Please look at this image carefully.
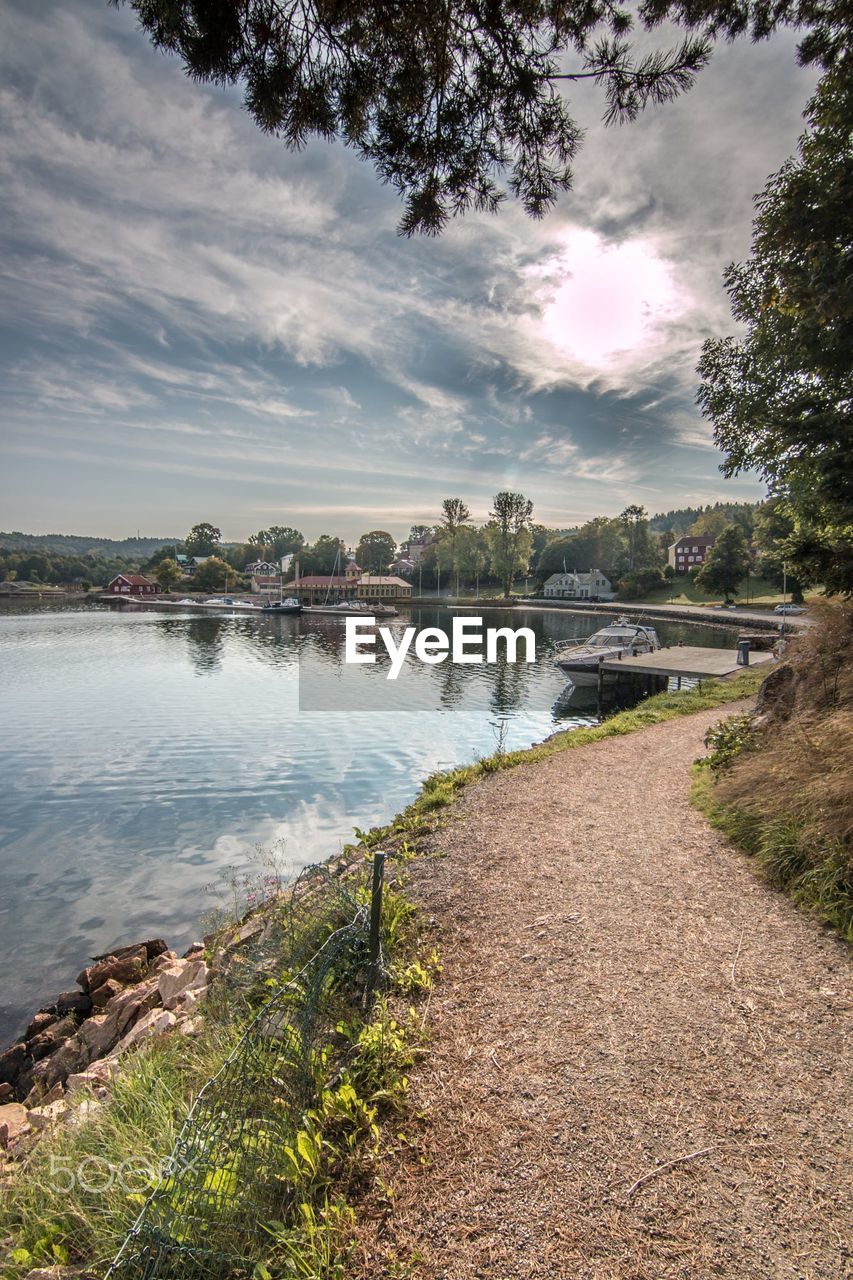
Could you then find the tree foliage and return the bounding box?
[247,525,305,559]
[695,524,751,601]
[698,69,853,593]
[299,533,347,574]
[192,554,236,590]
[155,557,183,589]
[355,529,397,573]
[487,490,533,596]
[184,522,222,557]
[114,0,723,234]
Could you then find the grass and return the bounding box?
[691,602,852,942]
[1,666,771,1277]
[348,667,768,854]
[0,869,434,1280]
[626,575,821,610]
[692,768,853,941]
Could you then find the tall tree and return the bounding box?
[192,555,234,592]
[695,525,751,602]
[299,535,347,575]
[753,499,809,602]
[698,70,853,594]
[155,558,182,590]
[487,491,533,597]
[185,523,221,557]
[356,530,397,574]
[453,525,488,591]
[440,498,471,593]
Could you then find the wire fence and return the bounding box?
[104,855,385,1280]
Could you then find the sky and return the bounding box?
[0,1,819,544]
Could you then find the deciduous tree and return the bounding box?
[185,523,221,557]
[698,70,853,594]
[356,530,397,574]
[440,498,471,593]
[487,491,533,597]
[155,558,183,590]
[695,525,751,602]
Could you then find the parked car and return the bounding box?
[774,603,805,615]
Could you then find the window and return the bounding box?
[688,555,695,563]
[692,545,699,553]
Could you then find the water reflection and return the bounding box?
[0,601,731,1042]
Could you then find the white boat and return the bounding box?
[554,618,660,685]
[202,596,259,611]
[303,600,398,618]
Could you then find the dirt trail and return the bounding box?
[372,702,852,1280]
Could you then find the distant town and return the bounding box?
[0,494,805,607]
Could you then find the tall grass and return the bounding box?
[693,601,853,942]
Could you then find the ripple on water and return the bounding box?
[0,603,731,1041]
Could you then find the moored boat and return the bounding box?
[553,618,660,685]
[260,597,303,615]
[303,600,398,617]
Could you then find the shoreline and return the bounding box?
[1,665,767,1067]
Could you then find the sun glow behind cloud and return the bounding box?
[533,229,688,371]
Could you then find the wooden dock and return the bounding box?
[600,645,775,681]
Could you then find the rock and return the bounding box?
[115,1008,177,1054]
[91,938,168,963]
[0,1102,29,1147]
[27,1015,78,1062]
[90,978,124,1008]
[178,1018,200,1037]
[173,989,202,1016]
[183,941,205,957]
[65,1098,103,1129]
[66,1068,111,1095]
[23,1080,65,1108]
[0,1082,13,1103]
[77,945,148,993]
[27,1098,70,1130]
[25,1011,57,1041]
[229,918,265,948]
[37,1036,90,1091]
[149,950,178,975]
[55,991,93,1017]
[0,1042,28,1085]
[158,958,209,1011]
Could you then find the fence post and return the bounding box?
[366,850,386,1004]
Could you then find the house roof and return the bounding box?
[111,574,155,586]
[359,575,412,587]
[284,575,351,587]
[669,536,716,549]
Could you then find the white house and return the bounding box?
[543,570,614,601]
[245,559,280,576]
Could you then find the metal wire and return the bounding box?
[104,863,375,1280]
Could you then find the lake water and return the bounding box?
[0,601,730,1042]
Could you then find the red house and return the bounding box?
[107,574,161,596]
[667,536,716,575]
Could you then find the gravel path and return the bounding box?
[370,702,852,1279]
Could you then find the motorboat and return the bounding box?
[303,600,398,617]
[553,618,660,685]
[260,597,303,615]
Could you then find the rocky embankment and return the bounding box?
[0,938,209,1157]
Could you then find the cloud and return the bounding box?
[0,0,818,539]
